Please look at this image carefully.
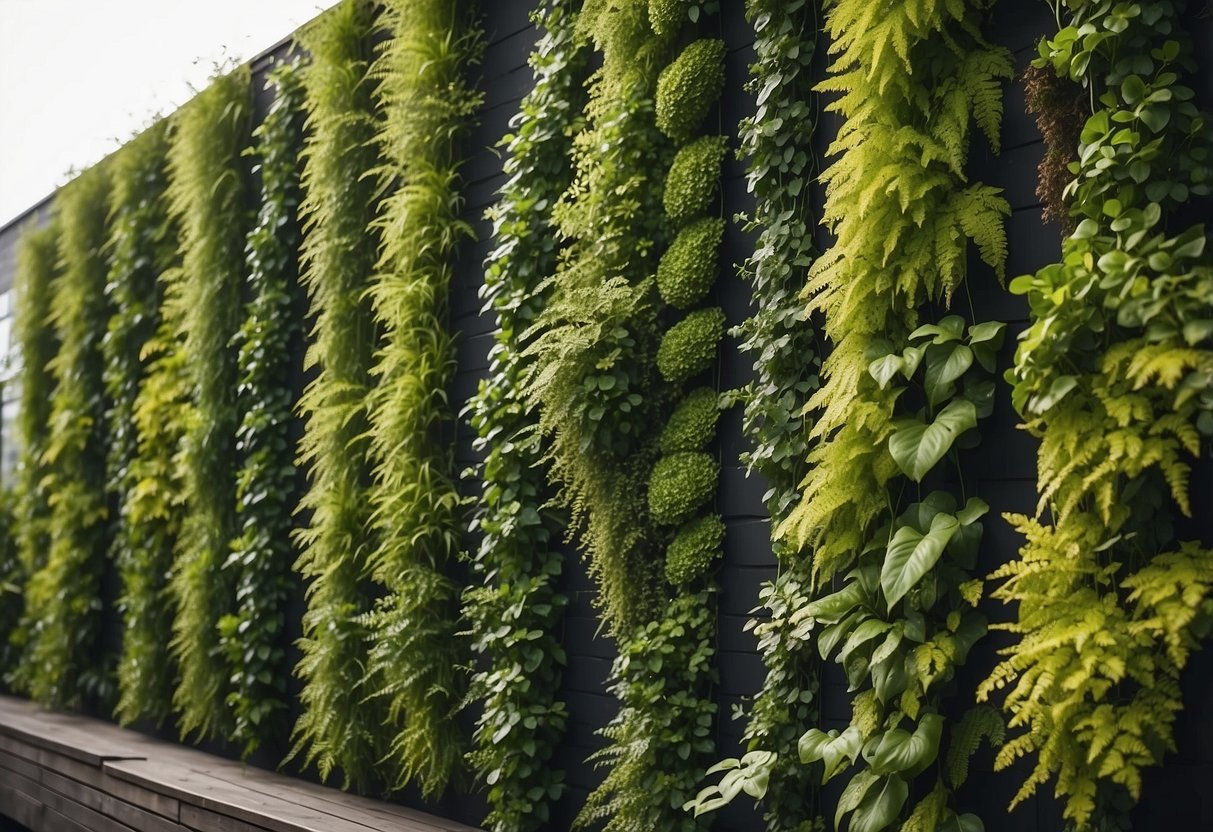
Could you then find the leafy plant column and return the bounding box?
[4,219,60,687]
[289,0,386,790]
[165,65,253,741]
[104,120,180,727]
[980,3,1213,828]
[21,163,114,710]
[219,57,307,759]
[462,1,585,828]
[361,0,482,797]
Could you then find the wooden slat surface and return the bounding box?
[0,695,481,832]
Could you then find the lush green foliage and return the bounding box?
[289,0,386,790]
[980,3,1213,828]
[219,58,307,757]
[103,121,180,727]
[6,219,60,687]
[361,0,481,797]
[656,306,724,384]
[462,1,584,828]
[648,452,718,526]
[659,386,720,453]
[165,65,253,740]
[655,39,726,144]
[664,514,725,586]
[21,164,114,709]
[664,136,727,225]
[657,218,724,309]
[0,491,19,679]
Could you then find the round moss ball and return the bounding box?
[656,39,727,143]
[657,217,724,309]
[660,387,721,454]
[665,514,726,585]
[648,0,689,36]
[657,307,725,384]
[664,135,728,225]
[649,451,718,525]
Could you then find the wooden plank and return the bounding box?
[180,803,271,832]
[40,767,184,832]
[0,742,42,781]
[0,763,139,832]
[0,696,147,765]
[0,781,43,829]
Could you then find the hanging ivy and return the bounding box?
[289,0,386,790]
[21,163,114,710]
[462,1,584,828]
[0,489,18,680]
[980,3,1213,828]
[360,0,482,797]
[5,218,60,688]
[165,65,253,741]
[103,120,179,727]
[219,57,307,759]
[687,1,824,828]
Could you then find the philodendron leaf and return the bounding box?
[889,399,977,481]
[795,580,866,625]
[847,773,910,832]
[910,315,965,344]
[799,725,863,783]
[863,713,944,777]
[924,344,974,406]
[881,513,960,607]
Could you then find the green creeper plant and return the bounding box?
[461,1,585,828]
[5,218,60,688]
[361,0,482,797]
[979,3,1213,828]
[103,120,180,727]
[21,163,114,710]
[165,65,253,741]
[218,57,307,758]
[289,0,386,790]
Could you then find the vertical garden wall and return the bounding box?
[0,1,1210,831]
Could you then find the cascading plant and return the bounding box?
[461,1,584,828]
[289,0,386,790]
[218,56,307,759]
[979,3,1213,829]
[165,64,253,741]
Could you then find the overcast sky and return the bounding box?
[0,0,338,227]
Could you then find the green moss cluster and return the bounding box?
[648,0,689,37]
[664,135,727,225]
[655,38,726,143]
[659,386,720,453]
[664,514,725,585]
[656,217,723,308]
[657,306,725,384]
[648,451,718,525]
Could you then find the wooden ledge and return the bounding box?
[0,695,480,832]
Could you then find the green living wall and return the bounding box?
[0,1,1209,832]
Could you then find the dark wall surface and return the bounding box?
[0,2,1210,830]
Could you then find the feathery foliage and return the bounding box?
[461,1,585,828]
[289,0,386,790]
[103,120,180,727]
[21,164,114,709]
[165,65,253,741]
[361,0,482,797]
[980,3,1213,827]
[220,57,307,758]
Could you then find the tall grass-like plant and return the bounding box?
[104,121,180,726]
[362,0,482,797]
[22,164,114,709]
[165,66,253,740]
[220,57,308,760]
[5,218,60,686]
[462,1,585,827]
[289,0,385,790]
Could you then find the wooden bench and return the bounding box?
[0,695,480,832]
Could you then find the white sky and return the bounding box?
[0,0,338,227]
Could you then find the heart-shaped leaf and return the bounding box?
[862,713,944,777]
[846,774,910,832]
[889,399,977,481]
[799,725,862,783]
[881,512,960,607]
[925,344,974,406]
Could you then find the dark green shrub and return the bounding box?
[648,451,718,525]
[657,307,725,384]
[664,514,725,585]
[656,38,726,143]
[648,0,689,36]
[659,386,720,453]
[664,136,727,224]
[656,217,723,308]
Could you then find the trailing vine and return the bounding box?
[0,489,18,680]
[21,163,115,710]
[103,120,179,727]
[461,1,584,828]
[361,0,482,797]
[758,2,1015,830]
[165,65,253,741]
[219,57,307,758]
[5,218,59,688]
[979,3,1213,828]
[289,0,386,790]
[687,2,824,829]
